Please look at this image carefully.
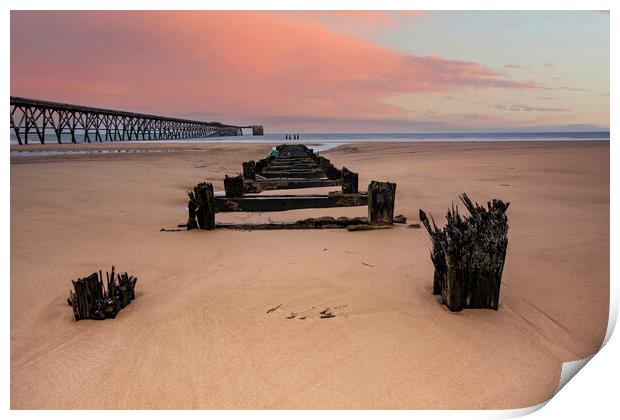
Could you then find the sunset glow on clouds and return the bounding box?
[10,11,609,132]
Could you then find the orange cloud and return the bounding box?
[10,11,538,129]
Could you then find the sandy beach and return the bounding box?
[10,140,609,409]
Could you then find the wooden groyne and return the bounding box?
[241,144,348,193]
[419,194,509,311]
[185,144,398,231]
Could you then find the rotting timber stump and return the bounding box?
[368,181,396,225]
[242,160,256,180]
[224,174,245,197]
[419,193,509,312]
[341,167,359,193]
[187,182,215,230]
[67,266,137,321]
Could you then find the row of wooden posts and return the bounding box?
[65,145,509,322]
[186,144,397,230]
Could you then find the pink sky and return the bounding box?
[10,11,609,132]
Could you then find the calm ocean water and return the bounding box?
[225,131,611,143]
[10,131,610,158]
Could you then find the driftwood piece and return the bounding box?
[419,193,509,312]
[368,181,396,225]
[341,167,359,193]
[67,266,137,321]
[187,182,215,230]
[224,174,244,197]
[242,160,256,180]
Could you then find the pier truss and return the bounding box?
[9,96,262,145]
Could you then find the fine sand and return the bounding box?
[10,141,609,409]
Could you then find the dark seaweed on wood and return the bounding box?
[187,182,215,230]
[419,193,509,312]
[67,266,137,321]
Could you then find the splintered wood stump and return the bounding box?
[242,160,256,180]
[341,167,359,193]
[224,174,245,197]
[187,182,215,230]
[368,181,396,225]
[67,266,138,321]
[419,193,509,312]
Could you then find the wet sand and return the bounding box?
[10,141,609,409]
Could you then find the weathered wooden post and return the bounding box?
[341,167,359,193]
[368,181,396,224]
[419,194,509,312]
[242,160,256,180]
[316,156,330,170]
[325,165,342,180]
[187,182,215,230]
[224,175,244,198]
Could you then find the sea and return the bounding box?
[10,131,610,158]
